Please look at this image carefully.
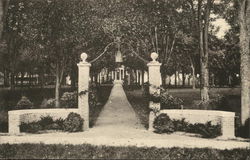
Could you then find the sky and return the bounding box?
[212,17,231,39]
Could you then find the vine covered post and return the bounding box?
[147,52,162,131]
[77,53,91,130]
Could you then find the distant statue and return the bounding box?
[115,37,123,63]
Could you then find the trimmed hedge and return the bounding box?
[153,113,222,138]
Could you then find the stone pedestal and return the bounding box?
[220,113,235,139]
[147,52,162,94]
[8,113,20,135]
[147,52,161,131]
[77,53,91,130]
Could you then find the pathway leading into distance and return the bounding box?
[93,82,143,132]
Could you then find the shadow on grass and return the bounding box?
[0,143,249,159]
[125,89,150,129]
[89,86,112,128]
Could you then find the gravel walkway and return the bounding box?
[0,83,249,150]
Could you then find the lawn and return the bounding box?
[0,143,249,159]
[0,85,112,132]
[125,89,150,129]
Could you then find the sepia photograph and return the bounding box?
[0,0,249,159]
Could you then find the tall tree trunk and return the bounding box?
[161,72,167,87]
[198,0,212,102]
[21,72,24,88]
[55,64,61,108]
[239,0,250,125]
[174,71,177,87]
[141,70,144,91]
[191,62,196,89]
[182,72,186,86]
[10,71,15,90]
[0,0,9,39]
[3,68,8,87]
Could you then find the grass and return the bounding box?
[125,89,150,129]
[168,88,241,111]
[126,87,241,112]
[0,143,249,159]
[89,86,112,127]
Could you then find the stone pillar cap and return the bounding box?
[81,52,88,62]
[151,52,158,61]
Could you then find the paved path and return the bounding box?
[0,83,249,150]
[94,82,143,130]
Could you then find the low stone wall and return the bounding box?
[8,109,79,135]
[149,109,235,139]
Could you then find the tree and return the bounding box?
[197,0,214,102]
[238,0,250,125]
[0,0,8,39]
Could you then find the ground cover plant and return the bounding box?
[0,143,249,159]
[20,113,84,133]
[153,113,222,138]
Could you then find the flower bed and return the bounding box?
[149,109,235,139]
[8,109,79,135]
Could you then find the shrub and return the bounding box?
[39,116,54,129]
[40,99,49,108]
[153,113,222,138]
[16,96,33,109]
[20,116,65,133]
[60,92,77,108]
[149,92,161,103]
[161,91,183,109]
[20,122,42,133]
[194,94,227,110]
[54,118,65,129]
[236,118,250,138]
[187,122,221,138]
[147,85,183,109]
[172,118,189,132]
[153,113,175,134]
[63,112,84,132]
[46,98,56,108]
[89,85,98,108]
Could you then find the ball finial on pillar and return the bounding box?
[80,52,88,62]
[151,52,158,62]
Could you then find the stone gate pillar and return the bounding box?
[77,53,91,130]
[147,52,162,131]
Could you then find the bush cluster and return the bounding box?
[148,85,183,109]
[88,84,98,108]
[160,91,184,109]
[20,112,84,133]
[153,114,175,133]
[153,113,222,138]
[60,92,78,108]
[63,112,83,132]
[235,116,250,138]
[39,85,98,109]
[149,92,161,103]
[16,96,33,109]
[194,94,228,110]
[40,98,56,108]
